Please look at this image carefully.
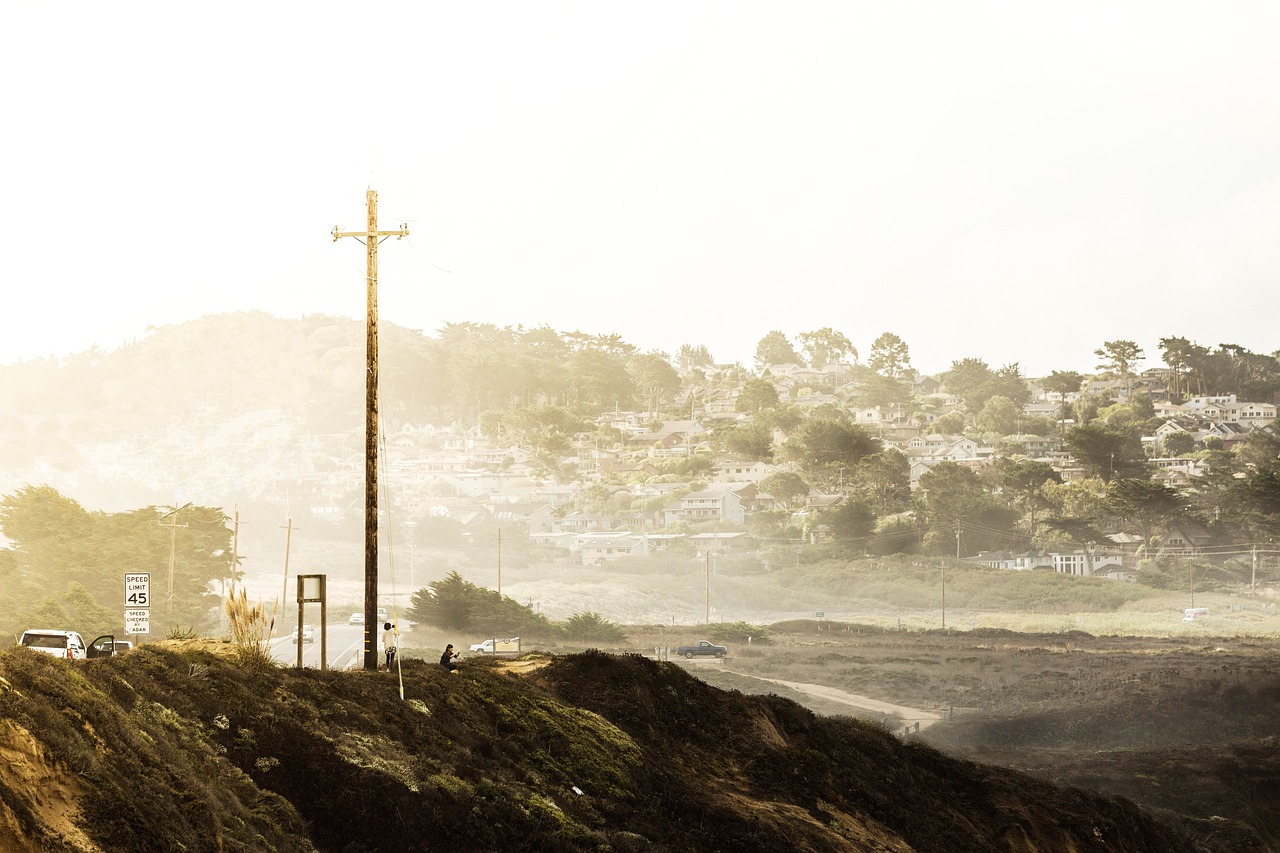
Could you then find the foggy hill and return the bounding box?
[0,643,1195,852]
[0,312,378,511]
[0,311,657,512]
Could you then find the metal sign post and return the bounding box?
[297,574,327,670]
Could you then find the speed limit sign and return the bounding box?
[125,573,150,607]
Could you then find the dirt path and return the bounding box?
[723,669,943,730]
[495,656,553,675]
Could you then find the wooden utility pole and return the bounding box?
[158,502,192,624]
[231,509,240,586]
[279,516,298,619]
[222,508,240,635]
[333,190,408,671]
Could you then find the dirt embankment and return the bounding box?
[0,718,99,853]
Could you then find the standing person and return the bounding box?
[382,622,397,670]
[440,643,459,672]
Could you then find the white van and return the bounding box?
[20,629,87,660]
[1183,607,1209,622]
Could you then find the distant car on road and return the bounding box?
[20,629,87,660]
[292,624,315,644]
[348,612,364,625]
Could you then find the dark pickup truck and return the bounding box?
[677,640,727,659]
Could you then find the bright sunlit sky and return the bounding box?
[3,3,1278,378]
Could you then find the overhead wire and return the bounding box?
[378,389,405,700]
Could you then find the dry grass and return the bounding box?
[223,587,275,670]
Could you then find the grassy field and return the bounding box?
[495,553,1280,639]
[239,541,1279,638]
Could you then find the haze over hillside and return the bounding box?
[2,311,1278,628]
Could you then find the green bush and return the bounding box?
[707,621,768,643]
[406,571,553,636]
[561,612,626,642]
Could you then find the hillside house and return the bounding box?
[577,533,646,564]
[973,549,1125,576]
[662,488,746,526]
[630,420,704,454]
[468,445,530,468]
[1201,421,1251,449]
[1021,401,1061,420]
[713,455,771,484]
[1184,394,1238,410]
[556,511,597,534]
[803,493,844,511]
[1232,402,1277,429]
[1006,434,1063,456]
[488,501,555,535]
[905,435,993,485]
[1162,522,1212,554]
[688,532,756,554]
[1149,419,1196,452]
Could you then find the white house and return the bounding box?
[973,549,1124,576]
[713,455,771,484]
[577,533,646,563]
[662,488,747,526]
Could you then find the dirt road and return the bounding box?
[724,668,943,730]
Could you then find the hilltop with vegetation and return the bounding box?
[0,639,1206,852]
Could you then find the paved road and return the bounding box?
[269,622,370,670]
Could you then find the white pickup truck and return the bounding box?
[469,637,521,657]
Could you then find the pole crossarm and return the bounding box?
[331,225,409,241]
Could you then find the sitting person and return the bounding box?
[440,643,460,672]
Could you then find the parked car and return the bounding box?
[87,635,133,658]
[677,640,727,659]
[19,629,87,660]
[292,624,315,644]
[468,637,521,656]
[348,612,364,625]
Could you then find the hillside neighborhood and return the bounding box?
[2,321,1278,599]
[266,354,1278,583]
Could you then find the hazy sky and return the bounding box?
[3,3,1278,378]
